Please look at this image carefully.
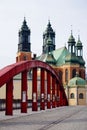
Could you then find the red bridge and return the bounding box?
[0,60,68,115]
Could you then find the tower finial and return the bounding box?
[48,16,50,23]
[71,25,73,35]
[48,19,50,23]
[48,19,51,27]
[24,16,26,21]
[78,29,80,40]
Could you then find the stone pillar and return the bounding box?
[56,83,60,107]
[59,86,63,106]
[76,86,78,105]
[6,78,13,115]
[21,70,27,113]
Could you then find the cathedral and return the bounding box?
[16,18,85,84]
[16,18,87,105]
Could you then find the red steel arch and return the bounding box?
[0,60,68,115]
[0,60,60,87]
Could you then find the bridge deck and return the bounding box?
[0,106,87,130]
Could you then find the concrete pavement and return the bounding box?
[0,106,87,130]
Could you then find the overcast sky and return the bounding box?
[0,0,87,70]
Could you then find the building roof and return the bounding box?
[68,74,86,86]
[45,52,56,65]
[76,35,82,47]
[52,46,69,66]
[68,30,76,45]
[37,46,69,66]
[37,46,85,67]
[43,20,55,35]
[20,17,30,32]
[37,52,56,65]
[65,53,79,64]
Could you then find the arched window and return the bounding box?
[58,71,63,81]
[73,45,75,53]
[72,69,76,78]
[79,93,84,99]
[83,71,85,79]
[70,93,75,99]
[23,55,27,60]
[65,69,68,82]
[79,71,81,77]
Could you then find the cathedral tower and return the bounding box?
[16,18,32,62]
[42,21,55,53]
[76,35,85,66]
[68,30,76,54]
[76,35,83,57]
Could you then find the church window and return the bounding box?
[58,71,63,81]
[48,47,51,52]
[78,50,80,56]
[72,45,75,53]
[72,69,76,78]
[79,93,84,99]
[65,69,68,83]
[70,93,75,99]
[23,56,27,60]
[79,71,81,77]
[68,46,71,53]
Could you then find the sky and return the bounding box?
[0,0,87,71]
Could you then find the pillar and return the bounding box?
[32,68,37,111]
[47,71,51,109]
[55,81,57,107]
[21,70,27,113]
[6,78,13,115]
[76,86,78,105]
[59,87,63,106]
[52,76,56,108]
[40,68,45,110]
[56,83,60,107]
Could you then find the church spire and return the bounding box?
[18,17,31,52]
[68,29,76,54]
[16,18,32,62]
[76,35,83,57]
[42,20,55,53]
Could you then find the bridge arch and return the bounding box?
[0,60,68,115]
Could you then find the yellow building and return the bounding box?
[65,73,87,105]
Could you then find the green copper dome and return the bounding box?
[76,35,82,49]
[78,57,85,66]
[68,31,76,44]
[77,39,82,46]
[65,53,79,64]
[46,52,56,65]
[68,73,86,86]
